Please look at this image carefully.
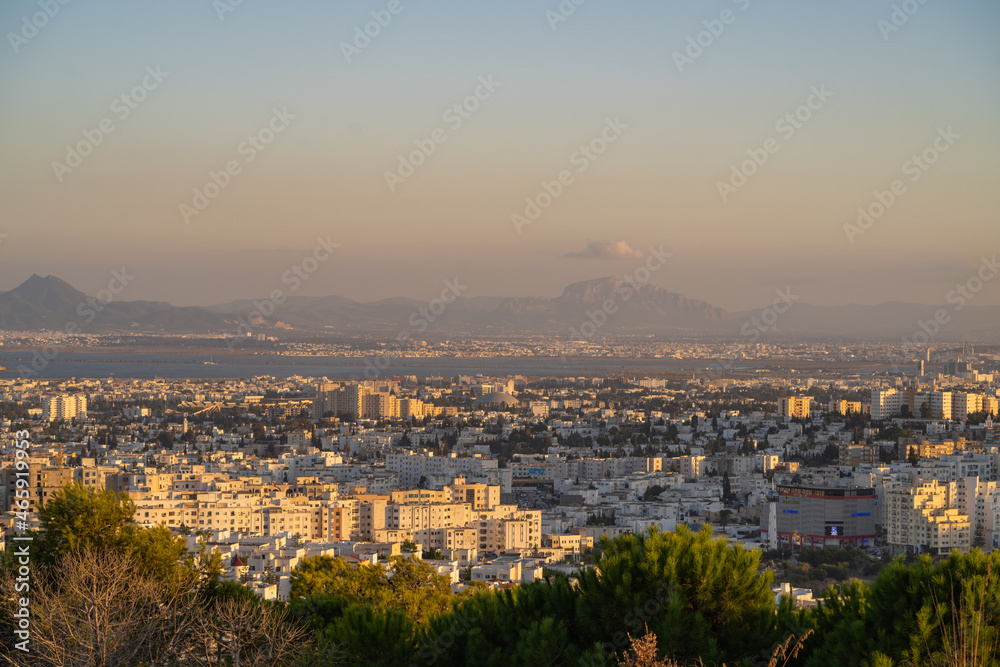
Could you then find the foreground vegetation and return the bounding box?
[764,546,885,597]
[2,484,998,666]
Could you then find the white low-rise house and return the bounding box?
[773,582,816,608]
[470,557,542,585]
[423,558,462,588]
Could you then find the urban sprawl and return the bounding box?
[3,348,1000,609]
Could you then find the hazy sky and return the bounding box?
[1,0,998,311]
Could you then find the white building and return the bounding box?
[42,394,87,422]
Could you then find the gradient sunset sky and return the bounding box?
[1,0,998,311]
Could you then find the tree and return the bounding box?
[643,485,666,501]
[290,555,453,625]
[2,548,201,667]
[316,604,415,667]
[188,595,310,666]
[252,422,266,441]
[574,525,783,665]
[806,550,1000,667]
[973,523,987,549]
[417,573,583,666]
[32,483,187,581]
[920,401,932,419]
[722,470,733,501]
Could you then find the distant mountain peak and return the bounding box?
[0,274,232,334]
[10,273,86,303]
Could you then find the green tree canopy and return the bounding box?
[31,482,187,582]
[290,555,454,624]
[805,549,1000,667]
[574,524,785,664]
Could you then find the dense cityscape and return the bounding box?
[3,346,999,604]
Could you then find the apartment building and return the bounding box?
[1,461,74,513]
[872,389,956,420]
[385,452,502,488]
[678,455,706,479]
[839,443,879,467]
[886,479,971,555]
[828,400,862,415]
[359,487,540,553]
[130,484,358,541]
[953,393,983,418]
[314,381,437,420]
[902,438,965,461]
[951,477,1000,551]
[871,389,906,421]
[911,391,952,421]
[779,397,812,419]
[41,394,87,422]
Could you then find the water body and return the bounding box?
[0,351,712,379]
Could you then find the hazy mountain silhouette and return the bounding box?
[0,275,233,332]
[1,275,998,339]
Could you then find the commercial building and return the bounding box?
[775,485,877,549]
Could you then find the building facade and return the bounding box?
[775,485,877,549]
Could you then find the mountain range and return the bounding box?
[1,274,997,340]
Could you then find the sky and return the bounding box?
[1,0,999,312]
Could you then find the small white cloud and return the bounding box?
[564,240,644,260]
